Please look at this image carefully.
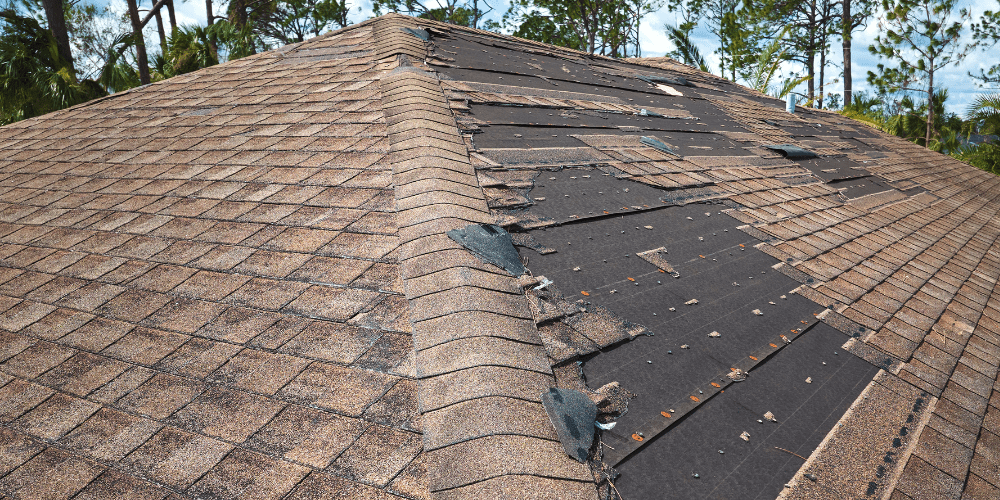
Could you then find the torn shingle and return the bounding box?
[446,223,527,276]
[540,388,597,462]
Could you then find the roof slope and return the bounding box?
[0,13,999,500]
[0,18,427,500]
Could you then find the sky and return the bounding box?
[119,0,998,116]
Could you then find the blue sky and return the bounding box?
[119,0,998,115]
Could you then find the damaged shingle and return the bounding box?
[637,75,692,87]
[763,144,819,160]
[447,223,527,276]
[640,136,679,156]
[402,27,430,40]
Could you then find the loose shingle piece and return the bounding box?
[0,12,998,500]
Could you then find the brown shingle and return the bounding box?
[0,427,44,476]
[278,320,382,364]
[153,337,242,378]
[116,372,205,419]
[121,426,232,490]
[72,468,171,500]
[328,423,422,487]
[168,385,285,441]
[60,407,162,461]
[247,404,367,468]
[285,471,403,499]
[0,447,104,500]
[187,448,309,500]
[277,362,396,416]
[101,327,189,365]
[208,348,310,394]
[0,341,75,379]
[283,284,381,321]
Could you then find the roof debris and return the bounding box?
[541,388,597,462]
[655,83,684,96]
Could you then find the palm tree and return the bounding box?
[153,25,219,79]
[745,27,810,98]
[97,33,141,94]
[0,10,104,124]
[967,93,1000,135]
[954,93,1000,173]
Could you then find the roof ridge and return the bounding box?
[372,16,594,498]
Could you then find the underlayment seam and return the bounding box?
[375,16,593,498]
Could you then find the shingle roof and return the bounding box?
[0,12,998,500]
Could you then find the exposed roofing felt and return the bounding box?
[0,13,998,500]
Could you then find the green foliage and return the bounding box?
[96,31,139,93]
[664,23,707,71]
[153,25,219,79]
[867,0,971,144]
[970,1,1000,87]
[373,0,491,28]
[744,26,810,98]
[825,93,842,109]
[670,0,741,79]
[868,0,970,94]
[0,9,104,124]
[504,9,585,50]
[839,88,1000,174]
[953,142,1000,174]
[496,0,662,57]
[252,0,351,44]
[967,93,1000,135]
[892,90,956,147]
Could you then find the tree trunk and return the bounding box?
[155,10,168,54]
[819,46,826,109]
[234,0,248,27]
[205,0,219,60]
[40,0,74,72]
[806,49,815,106]
[926,67,934,147]
[126,0,151,85]
[842,0,851,107]
[166,0,177,30]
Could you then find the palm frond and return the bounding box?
[97,32,140,93]
[967,93,1000,135]
[665,25,708,73]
